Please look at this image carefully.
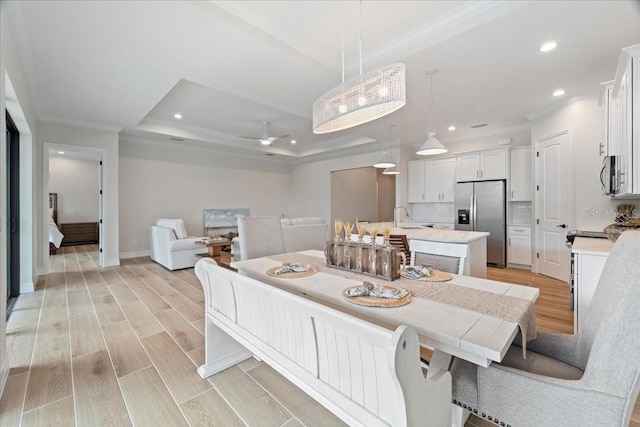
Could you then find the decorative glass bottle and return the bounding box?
[368,229,378,275]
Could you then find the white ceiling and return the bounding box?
[7,1,640,161]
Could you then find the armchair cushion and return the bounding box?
[156,218,188,239]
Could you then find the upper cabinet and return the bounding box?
[407,160,426,202]
[602,44,640,198]
[407,158,456,202]
[456,148,508,182]
[599,80,614,158]
[510,147,532,201]
[426,158,456,202]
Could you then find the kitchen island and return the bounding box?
[362,222,489,278]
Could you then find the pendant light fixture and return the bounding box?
[312,2,406,134]
[382,164,400,175]
[373,124,396,168]
[417,69,447,156]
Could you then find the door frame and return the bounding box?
[6,111,19,315]
[43,143,107,269]
[533,129,573,280]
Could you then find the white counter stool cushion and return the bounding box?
[450,230,640,427]
[413,252,461,274]
[237,216,286,260]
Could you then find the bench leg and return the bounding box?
[197,317,253,379]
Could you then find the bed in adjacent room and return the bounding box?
[49,193,64,254]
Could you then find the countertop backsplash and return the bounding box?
[410,203,454,223]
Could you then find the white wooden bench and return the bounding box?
[194,258,452,427]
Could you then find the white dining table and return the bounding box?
[231,250,539,425]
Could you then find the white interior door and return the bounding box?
[536,131,570,282]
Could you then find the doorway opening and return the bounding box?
[44,144,106,269]
[6,111,20,318]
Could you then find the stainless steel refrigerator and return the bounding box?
[454,180,506,267]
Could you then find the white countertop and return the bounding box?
[363,222,489,244]
[572,237,614,256]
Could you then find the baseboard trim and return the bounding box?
[104,258,121,267]
[119,250,150,260]
[0,352,10,400]
[20,281,35,293]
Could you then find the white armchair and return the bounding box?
[450,231,640,427]
[150,218,207,270]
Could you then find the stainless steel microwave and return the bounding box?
[601,155,617,195]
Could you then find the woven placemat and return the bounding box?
[401,269,452,282]
[266,265,317,278]
[343,285,412,308]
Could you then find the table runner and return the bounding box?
[268,253,536,358]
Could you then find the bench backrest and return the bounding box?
[196,259,419,426]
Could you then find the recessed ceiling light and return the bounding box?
[58,151,65,154]
[291,140,297,144]
[553,89,565,97]
[448,126,456,131]
[540,42,557,52]
[174,113,182,119]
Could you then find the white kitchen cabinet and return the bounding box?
[572,237,614,334]
[408,158,456,202]
[407,160,426,202]
[603,44,640,198]
[598,80,614,157]
[424,158,456,202]
[510,147,532,201]
[507,225,531,266]
[456,148,507,182]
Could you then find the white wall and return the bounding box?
[330,167,379,226]
[289,147,400,224]
[1,0,38,398]
[49,157,99,223]
[119,139,292,256]
[37,121,119,267]
[531,96,633,231]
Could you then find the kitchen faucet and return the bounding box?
[393,206,409,229]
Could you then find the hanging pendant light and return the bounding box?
[417,70,447,156]
[312,2,406,134]
[382,165,400,175]
[373,124,396,168]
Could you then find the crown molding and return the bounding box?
[525,96,585,121]
[39,115,123,133]
[351,1,531,72]
[439,123,531,144]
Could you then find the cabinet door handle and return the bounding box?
[511,190,514,199]
[599,142,604,156]
[508,237,511,246]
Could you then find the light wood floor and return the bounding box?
[1,248,638,426]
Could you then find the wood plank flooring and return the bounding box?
[1,247,638,426]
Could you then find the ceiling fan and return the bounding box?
[239,121,289,146]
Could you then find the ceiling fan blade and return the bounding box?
[269,134,289,142]
[238,135,262,140]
